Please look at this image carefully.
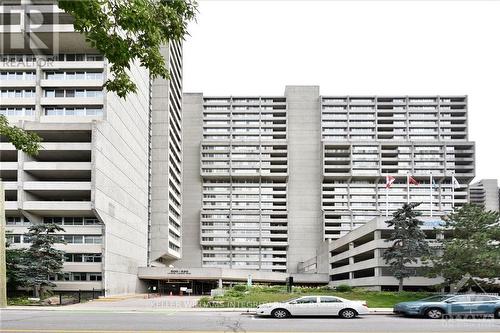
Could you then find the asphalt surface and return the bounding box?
[1,310,499,333]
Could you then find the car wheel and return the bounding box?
[425,308,444,319]
[271,308,290,319]
[339,308,358,319]
[494,308,500,319]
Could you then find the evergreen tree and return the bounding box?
[383,202,431,291]
[426,204,500,285]
[17,223,66,297]
[5,232,24,293]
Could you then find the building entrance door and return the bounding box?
[158,280,191,295]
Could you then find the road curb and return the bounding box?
[2,306,395,315]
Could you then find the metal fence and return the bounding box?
[57,289,105,305]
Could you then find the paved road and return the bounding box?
[0,310,499,332]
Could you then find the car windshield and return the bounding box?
[419,295,452,302]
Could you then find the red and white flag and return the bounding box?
[408,175,419,186]
[385,175,396,188]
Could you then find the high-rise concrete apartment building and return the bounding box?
[1,2,183,294]
[320,95,474,239]
[1,2,477,293]
[469,179,500,212]
[180,86,475,276]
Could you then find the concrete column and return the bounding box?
[285,86,322,272]
[348,242,355,280]
[176,93,204,267]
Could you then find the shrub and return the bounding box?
[335,284,353,292]
[233,284,247,292]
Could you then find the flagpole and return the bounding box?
[386,175,389,217]
[430,174,433,217]
[407,174,410,204]
[451,174,455,211]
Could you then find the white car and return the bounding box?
[256,295,369,319]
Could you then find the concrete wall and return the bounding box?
[482,179,500,212]
[150,45,174,262]
[93,62,150,295]
[138,267,329,284]
[470,179,499,212]
[285,86,323,272]
[176,93,204,267]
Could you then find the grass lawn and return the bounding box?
[198,285,434,308]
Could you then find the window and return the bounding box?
[72,272,87,281]
[448,296,470,303]
[89,273,102,281]
[295,297,317,304]
[0,107,35,116]
[44,106,103,116]
[6,217,30,226]
[87,55,103,61]
[65,253,102,263]
[85,236,102,244]
[84,218,100,225]
[85,254,102,263]
[72,235,83,244]
[470,296,496,302]
[44,217,63,225]
[7,235,22,244]
[320,297,342,303]
[44,71,102,80]
[0,71,35,80]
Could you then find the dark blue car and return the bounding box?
[393,294,500,319]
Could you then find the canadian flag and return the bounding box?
[385,175,396,188]
[408,175,419,186]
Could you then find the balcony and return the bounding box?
[23,161,91,180]
[22,201,92,214]
[0,79,36,88]
[0,97,36,106]
[23,181,91,200]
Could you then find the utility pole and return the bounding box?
[0,180,7,308]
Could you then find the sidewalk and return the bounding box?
[2,305,393,314]
[2,294,393,314]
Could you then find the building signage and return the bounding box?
[168,269,191,275]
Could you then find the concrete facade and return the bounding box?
[1,2,182,295]
[326,217,446,290]
[321,95,475,240]
[175,87,476,283]
[176,93,204,267]
[469,179,499,212]
[149,42,183,264]
[1,2,478,293]
[285,86,323,272]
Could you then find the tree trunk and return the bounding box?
[398,278,404,292]
[33,285,39,298]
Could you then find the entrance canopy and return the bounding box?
[138,267,329,284]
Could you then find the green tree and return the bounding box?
[57,0,198,98]
[1,117,41,306]
[0,115,42,157]
[17,223,66,298]
[383,202,431,291]
[426,204,500,285]
[5,232,24,293]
